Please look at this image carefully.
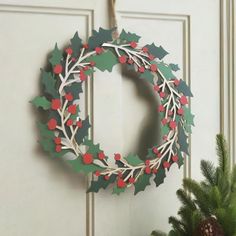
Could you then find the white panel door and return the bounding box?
[0,1,108,236]
[93,0,220,235]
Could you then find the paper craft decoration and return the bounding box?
[32,28,194,195]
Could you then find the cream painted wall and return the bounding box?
[0,0,235,236]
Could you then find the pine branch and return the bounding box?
[168,216,186,236]
[216,134,229,176]
[150,231,167,236]
[200,160,216,186]
[176,189,196,211]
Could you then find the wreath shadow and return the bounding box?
[121,65,161,160]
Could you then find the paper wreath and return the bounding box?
[32,28,194,195]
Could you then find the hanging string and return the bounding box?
[109,0,119,39]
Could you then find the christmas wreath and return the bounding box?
[32,28,194,195]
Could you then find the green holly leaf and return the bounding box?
[183,107,194,126]
[37,122,54,139]
[87,174,117,193]
[178,123,189,155]
[177,149,184,168]
[146,148,156,159]
[68,157,105,174]
[70,32,82,57]
[113,185,126,195]
[177,79,193,97]
[83,138,103,157]
[146,43,168,60]
[134,173,152,195]
[31,96,51,110]
[88,27,115,50]
[125,154,143,166]
[64,77,83,100]
[84,68,95,76]
[169,63,180,71]
[119,29,141,42]
[157,62,175,80]
[41,69,58,98]
[161,125,170,136]
[153,167,166,187]
[91,50,117,72]
[49,43,63,66]
[184,123,192,134]
[139,70,154,84]
[75,116,91,145]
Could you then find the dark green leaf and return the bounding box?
[125,154,143,166]
[88,27,115,50]
[139,70,154,84]
[31,96,51,110]
[41,69,58,98]
[183,107,195,126]
[169,64,180,72]
[75,116,91,145]
[113,185,126,195]
[158,62,175,80]
[153,167,166,187]
[64,77,83,100]
[119,29,141,42]
[83,138,103,156]
[49,43,63,66]
[70,32,82,57]
[134,173,152,195]
[178,124,189,155]
[146,43,168,60]
[177,80,193,97]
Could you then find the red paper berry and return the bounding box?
[95,47,103,54]
[163,135,168,141]
[104,175,110,181]
[157,152,162,158]
[66,119,73,126]
[163,161,170,168]
[152,168,158,174]
[152,147,158,154]
[71,57,76,62]
[150,64,157,72]
[95,171,100,176]
[119,55,127,64]
[145,159,150,166]
[55,145,62,152]
[128,59,133,64]
[129,177,135,184]
[84,66,89,71]
[53,64,63,74]
[180,96,188,105]
[51,99,61,110]
[76,120,82,128]
[83,153,93,165]
[130,41,137,48]
[145,166,151,174]
[80,71,87,81]
[174,79,180,86]
[138,66,145,73]
[142,47,148,53]
[159,91,165,98]
[68,104,77,114]
[169,120,177,129]
[154,85,160,92]
[117,179,126,188]
[98,152,105,160]
[65,93,73,101]
[161,118,168,125]
[54,137,61,145]
[148,54,155,60]
[168,110,173,116]
[114,153,121,161]
[65,47,73,55]
[90,61,95,66]
[177,108,184,115]
[47,118,57,130]
[172,155,178,162]
[158,105,165,112]
[83,43,89,49]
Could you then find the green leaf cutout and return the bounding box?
[113,185,126,195]
[70,32,82,57]
[88,27,115,50]
[134,173,152,195]
[31,96,51,110]
[68,157,105,174]
[153,167,166,187]
[139,70,154,84]
[119,29,141,42]
[41,69,58,98]
[75,116,91,145]
[169,63,180,72]
[146,43,168,60]
[178,123,189,155]
[183,107,195,126]
[49,43,63,66]
[92,50,117,72]
[177,79,193,97]
[125,154,143,166]
[157,62,175,80]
